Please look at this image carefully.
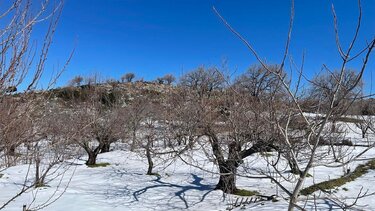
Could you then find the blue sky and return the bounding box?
[37,0,374,92]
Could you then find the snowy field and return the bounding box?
[1,122,375,211]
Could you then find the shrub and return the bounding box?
[300,159,375,195]
[233,189,259,196]
[87,162,111,168]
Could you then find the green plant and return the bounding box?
[147,172,161,177]
[233,189,259,196]
[86,162,110,168]
[260,152,273,157]
[301,159,375,195]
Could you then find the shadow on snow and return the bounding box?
[132,173,214,209]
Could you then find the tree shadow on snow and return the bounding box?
[132,174,214,209]
[305,198,356,211]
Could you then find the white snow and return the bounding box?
[1,122,375,210]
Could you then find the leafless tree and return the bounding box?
[125,89,173,175]
[68,85,125,165]
[168,66,283,194]
[69,75,84,87]
[0,96,33,165]
[350,99,375,138]
[141,103,162,175]
[180,66,225,98]
[126,96,149,151]
[163,74,176,85]
[353,115,375,139]
[0,0,73,209]
[156,77,164,84]
[29,98,75,187]
[309,69,363,115]
[213,0,375,209]
[122,72,135,83]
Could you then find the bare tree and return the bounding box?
[0,0,73,209]
[69,75,84,87]
[125,89,170,174]
[141,103,161,175]
[180,66,225,98]
[68,86,125,165]
[156,77,164,84]
[309,69,363,115]
[122,72,135,83]
[163,74,176,85]
[126,96,149,151]
[0,96,34,165]
[168,66,282,194]
[353,115,375,139]
[213,0,375,209]
[234,64,283,97]
[30,98,74,188]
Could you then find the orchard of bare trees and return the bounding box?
[1,0,375,210]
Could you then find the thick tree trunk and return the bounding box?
[100,142,111,153]
[146,156,153,175]
[86,152,98,165]
[215,161,238,194]
[6,144,16,156]
[288,160,302,175]
[205,131,240,194]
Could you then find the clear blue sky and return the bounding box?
[39,0,374,92]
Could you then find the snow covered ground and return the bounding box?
[1,148,375,211]
[1,150,228,211]
[1,122,375,210]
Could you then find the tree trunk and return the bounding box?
[331,121,336,133]
[100,142,111,153]
[288,160,302,175]
[163,138,167,148]
[6,144,16,156]
[146,137,153,175]
[188,136,194,149]
[330,144,338,162]
[177,136,182,145]
[362,128,367,138]
[35,155,44,187]
[130,130,137,151]
[146,157,153,175]
[215,161,238,194]
[86,151,98,165]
